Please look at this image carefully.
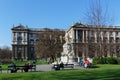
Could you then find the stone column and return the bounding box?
[95,31,97,43]
[113,32,116,43]
[12,46,15,60]
[72,29,74,43]
[82,30,84,43]
[75,30,78,58]
[85,30,88,57]
[107,31,110,57]
[76,30,78,43]
[107,44,110,57]
[107,32,110,43]
[21,47,24,59]
[82,46,85,58]
[15,46,17,59]
[94,31,97,57]
[25,46,28,60]
[86,30,88,43]
[12,32,14,42]
[113,32,116,57]
[85,44,88,58]
[101,32,103,43]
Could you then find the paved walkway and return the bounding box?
[1,64,84,74]
[36,64,85,72]
[36,64,53,72]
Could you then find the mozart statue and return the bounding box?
[61,32,74,64]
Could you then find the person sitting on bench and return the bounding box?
[60,62,64,69]
[23,63,30,72]
[10,62,17,73]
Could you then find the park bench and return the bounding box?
[52,64,74,70]
[29,65,36,71]
[7,66,24,73]
[0,66,2,73]
[7,65,36,73]
[63,64,74,69]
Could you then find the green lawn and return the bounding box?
[0,64,120,80]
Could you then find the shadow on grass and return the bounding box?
[90,65,100,68]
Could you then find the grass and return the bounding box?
[0,64,120,80]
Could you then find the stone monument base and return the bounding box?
[60,56,78,65]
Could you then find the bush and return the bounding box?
[106,57,118,64]
[100,57,106,64]
[93,57,120,64]
[93,57,101,64]
[117,58,120,64]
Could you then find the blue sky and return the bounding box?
[0,0,120,47]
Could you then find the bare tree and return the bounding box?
[35,29,65,63]
[84,0,114,58]
[85,0,113,26]
[0,46,12,62]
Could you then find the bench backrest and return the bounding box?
[64,64,74,66]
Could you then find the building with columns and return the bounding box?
[12,23,120,60]
[66,22,120,58]
[11,24,65,60]
[11,24,41,60]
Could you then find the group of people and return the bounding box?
[10,61,35,73]
[80,57,92,68]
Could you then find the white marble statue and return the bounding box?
[61,32,74,64]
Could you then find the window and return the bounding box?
[104,31,107,37]
[30,39,34,44]
[30,34,33,37]
[110,37,114,43]
[18,47,22,51]
[116,38,119,43]
[13,37,16,41]
[18,32,21,36]
[110,32,113,36]
[36,39,39,42]
[78,30,82,42]
[30,47,34,51]
[17,36,22,44]
[91,31,94,36]
[116,32,119,36]
[13,32,16,36]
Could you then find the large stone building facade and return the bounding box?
[12,25,41,60]
[66,22,120,59]
[12,23,120,60]
[11,24,65,60]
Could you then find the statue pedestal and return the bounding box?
[61,55,78,65]
[61,56,74,64]
[61,56,68,64]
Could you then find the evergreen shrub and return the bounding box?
[93,57,120,64]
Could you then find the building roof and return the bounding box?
[11,24,28,31]
[67,22,120,32]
